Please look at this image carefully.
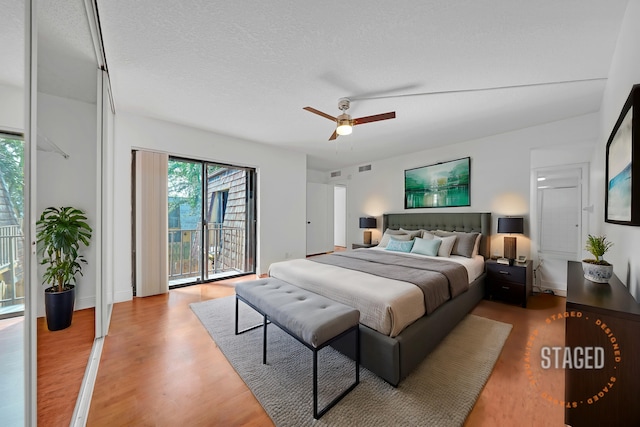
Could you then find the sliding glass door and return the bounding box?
[204,163,256,280]
[168,158,255,287]
[167,158,202,286]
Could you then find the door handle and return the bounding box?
[307,221,311,224]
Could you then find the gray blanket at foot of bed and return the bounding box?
[309,250,469,315]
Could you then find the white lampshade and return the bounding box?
[336,114,352,136]
[336,123,352,135]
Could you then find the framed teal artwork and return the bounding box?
[606,84,640,226]
[405,157,470,209]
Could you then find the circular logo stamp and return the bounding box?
[523,310,621,408]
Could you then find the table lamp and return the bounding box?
[497,217,523,265]
[359,217,377,245]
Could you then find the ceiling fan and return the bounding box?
[303,98,395,141]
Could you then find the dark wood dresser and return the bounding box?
[565,260,640,426]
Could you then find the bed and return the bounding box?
[269,212,491,386]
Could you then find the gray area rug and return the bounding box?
[191,296,512,427]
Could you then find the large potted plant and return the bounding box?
[582,234,614,283]
[36,207,92,331]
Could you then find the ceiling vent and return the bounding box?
[330,171,342,178]
[359,164,372,173]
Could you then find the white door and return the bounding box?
[535,166,585,293]
[306,183,332,255]
[334,185,346,248]
[539,187,580,256]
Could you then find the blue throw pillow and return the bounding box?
[385,238,414,253]
[411,237,442,256]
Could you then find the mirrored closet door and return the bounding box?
[0,0,30,424]
[36,0,111,423]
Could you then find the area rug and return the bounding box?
[191,296,512,427]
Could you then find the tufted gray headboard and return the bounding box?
[382,212,492,259]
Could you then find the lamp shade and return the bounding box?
[336,122,352,136]
[336,113,353,136]
[359,217,377,229]
[497,217,524,234]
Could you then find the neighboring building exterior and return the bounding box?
[0,171,23,309]
[206,167,247,272]
[167,166,247,282]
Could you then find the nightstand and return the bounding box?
[352,243,377,249]
[485,259,532,307]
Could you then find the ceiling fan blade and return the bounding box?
[347,83,422,101]
[353,112,396,125]
[329,130,338,141]
[351,77,607,101]
[303,106,336,122]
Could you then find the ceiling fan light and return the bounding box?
[336,114,352,136]
[336,123,352,135]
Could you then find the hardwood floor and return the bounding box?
[87,276,272,427]
[63,279,565,426]
[37,308,95,426]
[467,294,565,426]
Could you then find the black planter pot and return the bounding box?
[44,285,75,331]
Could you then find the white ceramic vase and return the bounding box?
[582,261,613,283]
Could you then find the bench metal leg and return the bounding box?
[235,296,268,335]
[313,348,319,419]
[313,325,360,420]
[263,314,268,364]
[235,294,359,419]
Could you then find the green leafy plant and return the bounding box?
[583,235,613,265]
[36,207,92,292]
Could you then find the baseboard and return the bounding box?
[114,289,134,303]
[539,286,567,297]
[75,296,96,311]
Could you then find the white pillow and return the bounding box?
[399,228,422,239]
[472,233,482,256]
[389,235,412,243]
[378,229,405,247]
[421,231,435,240]
[435,235,457,257]
[433,230,479,258]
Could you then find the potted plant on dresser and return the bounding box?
[582,234,614,283]
[36,207,92,331]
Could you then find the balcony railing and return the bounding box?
[168,223,245,283]
[0,225,25,315]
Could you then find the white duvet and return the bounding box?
[268,250,484,337]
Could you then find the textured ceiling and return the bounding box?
[0,0,25,88]
[37,0,97,104]
[94,0,629,171]
[0,0,97,103]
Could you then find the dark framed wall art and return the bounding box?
[405,157,470,209]
[605,84,640,226]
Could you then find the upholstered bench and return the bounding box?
[235,277,360,419]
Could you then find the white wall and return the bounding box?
[596,0,640,301]
[321,113,599,259]
[112,112,307,302]
[307,169,327,184]
[313,0,640,301]
[36,92,97,316]
[0,83,24,131]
